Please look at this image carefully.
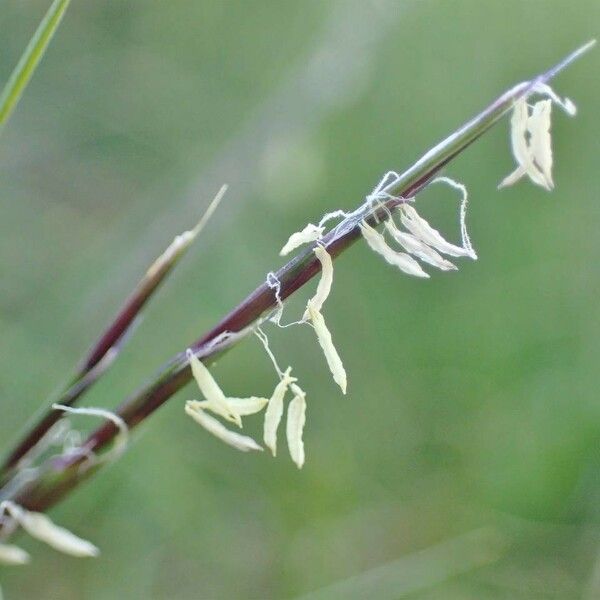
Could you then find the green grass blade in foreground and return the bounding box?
[0,0,71,130]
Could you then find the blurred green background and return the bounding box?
[1,1,599,598]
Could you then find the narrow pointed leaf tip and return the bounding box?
[263,367,296,456]
[147,185,227,279]
[185,402,262,452]
[543,40,596,82]
[286,383,307,469]
[1,501,99,558]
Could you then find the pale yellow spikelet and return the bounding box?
[1,501,99,558]
[499,80,580,191]
[286,383,307,469]
[302,245,333,320]
[399,206,473,259]
[185,402,263,452]
[528,100,554,189]
[359,220,429,278]
[0,543,30,565]
[499,99,550,190]
[306,302,347,394]
[186,349,242,427]
[384,220,457,271]
[263,367,296,456]
[190,396,268,417]
[280,223,324,256]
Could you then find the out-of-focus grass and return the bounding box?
[0,1,599,598]
[0,0,71,130]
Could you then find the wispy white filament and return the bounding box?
[1,501,99,558]
[318,209,348,229]
[432,176,477,260]
[367,170,402,202]
[359,220,429,278]
[286,383,307,469]
[266,272,285,326]
[255,325,285,378]
[184,402,262,452]
[533,82,577,116]
[265,272,305,328]
[307,302,347,394]
[52,404,129,462]
[280,223,324,256]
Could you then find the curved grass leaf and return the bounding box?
[0,0,71,130]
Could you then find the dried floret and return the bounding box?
[384,221,457,271]
[528,100,553,188]
[500,83,579,190]
[1,501,99,558]
[263,367,296,456]
[190,396,268,417]
[499,99,551,189]
[186,349,242,427]
[303,245,333,319]
[306,302,347,394]
[399,205,473,258]
[286,383,307,468]
[185,402,262,452]
[359,220,429,278]
[0,543,30,565]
